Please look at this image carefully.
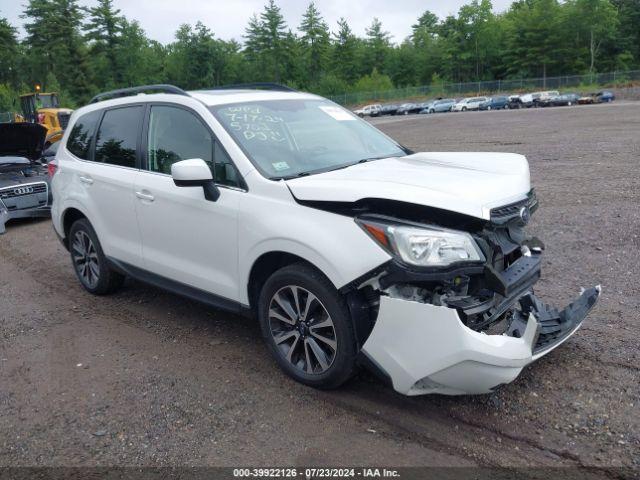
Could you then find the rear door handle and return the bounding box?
[79,176,94,185]
[135,191,155,202]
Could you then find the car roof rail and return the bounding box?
[208,82,297,92]
[89,84,189,104]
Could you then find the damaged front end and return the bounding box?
[342,193,601,395]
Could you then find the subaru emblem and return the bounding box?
[519,206,531,225]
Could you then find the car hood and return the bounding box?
[0,123,47,161]
[285,152,531,220]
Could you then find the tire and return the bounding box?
[487,106,492,111]
[68,218,125,295]
[462,107,467,111]
[429,109,435,114]
[258,263,357,390]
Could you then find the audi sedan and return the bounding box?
[0,123,52,228]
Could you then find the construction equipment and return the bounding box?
[19,87,73,148]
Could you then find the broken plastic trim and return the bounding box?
[525,285,601,355]
[361,285,601,395]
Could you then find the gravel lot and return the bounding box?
[1,101,638,471]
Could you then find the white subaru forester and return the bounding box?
[51,84,600,396]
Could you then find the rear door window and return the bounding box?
[95,106,142,168]
[67,110,102,160]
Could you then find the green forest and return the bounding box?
[1,0,639,109]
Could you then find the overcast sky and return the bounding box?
[2,0,513,45]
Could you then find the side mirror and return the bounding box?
[171,158,220,202]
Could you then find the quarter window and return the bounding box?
[213,141,242,188]
[95,106,142,168]
[67,110,101,160]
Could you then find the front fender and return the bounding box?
[237,186,391,305]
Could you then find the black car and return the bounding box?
[0,123,51,231]
[548,93,581,107]
[379,104,399,115]
[395,103,423,115]
[507,96,524,109]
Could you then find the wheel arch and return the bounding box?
[60,206,91,249]
[246,251,330,314]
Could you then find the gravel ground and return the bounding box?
[0,101,638,472]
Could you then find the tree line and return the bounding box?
[1,0,639,110]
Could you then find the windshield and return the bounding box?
[210,99,406,179]
[37,94,59,108]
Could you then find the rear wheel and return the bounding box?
[258,263,357,389]
[69,218,125,295]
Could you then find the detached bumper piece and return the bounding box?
[524,286,601,358]
[361,286,600,396]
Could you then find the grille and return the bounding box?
[58,112,71,129]
[490,190,538,223]
[0,182,48,199]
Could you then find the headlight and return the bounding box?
[356,218,485,267]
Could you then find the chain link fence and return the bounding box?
[329,70,640,106]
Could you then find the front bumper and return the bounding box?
[0,179,52,224]
[4,204,51,220]
[361,286,600,396]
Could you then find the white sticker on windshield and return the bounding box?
[272,161,290,171]
[319,106,356,121]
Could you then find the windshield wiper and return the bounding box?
[356,153,405,164]
[271,171,311,180]
[272,154,404,180]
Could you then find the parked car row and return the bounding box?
[353,90,615,117]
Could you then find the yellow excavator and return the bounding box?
[19,86,73,148]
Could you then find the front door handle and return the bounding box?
[79,176,94,185]
[135,191,155,202]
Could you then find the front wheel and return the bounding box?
[258,263,357,389]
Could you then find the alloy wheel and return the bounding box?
[268,285,337,375]
[72,230,100,288]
